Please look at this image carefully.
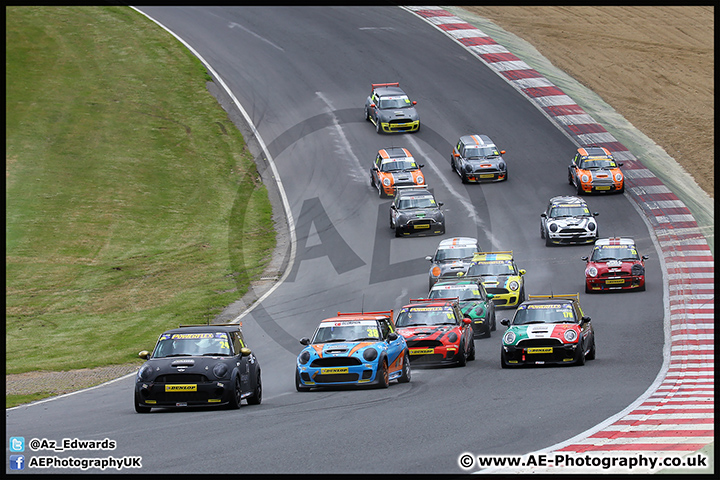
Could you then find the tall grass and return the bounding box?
[6,6,276,374]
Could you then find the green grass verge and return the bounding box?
[6,6,276,374]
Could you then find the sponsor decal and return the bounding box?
[321,367,349,374]
[171,333,214,340]
[165,384,197,392]
[527,347,553,354]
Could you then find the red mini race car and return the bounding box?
[394,298,475,366]
[582,237,649,292]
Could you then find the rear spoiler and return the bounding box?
[337,310,393,319]
[408,298,458,303]
[371,82,400,91]
[178,322,242,328]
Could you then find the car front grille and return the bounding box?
[310,357,362,368]
[516,338,564,348]
[406,339,443,348]
[155,374,209,383]
[314,373,360,383]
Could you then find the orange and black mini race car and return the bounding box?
[568,146,624,194]
[370,147,426,197]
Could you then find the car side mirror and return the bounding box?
[486,293,494,299]
[593,212,600,216]
[453,152,460,158]
[425,255,433,261]
[519,269,526,275]
[387,332,398,341]
[642,255,649,260]
[139,350,150,360]
[370,103,376,108]
[412,101,417,105]
[419,164,425,168]
[500,319,510,327]
[240,347,252,357]
[618,162,624,166]
[581,256,589,261]
[300,337,310,346]
[500,150,506,155]
[462,317,472,325]
[438,202,444,207]
[581,316,591,324]
[540,213,547,218]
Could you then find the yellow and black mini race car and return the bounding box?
[364,82,420,134]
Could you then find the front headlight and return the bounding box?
[586,266,598,277]
[581,174,589,183]
[137,365,154,381]
[588,222,596,231]
[631,263,645,276]
[564,329,578,342]
[503,331,516,345]
[298,350,311,365]
[417,175,424,184]
[549,223,558,232]
[383,178,391,186]
[212,363,228,379]
[508,280,519,291]
[615,173,623,182]
[363,348,378,361]
[447,332,458,343]
[431,266,442,278]
[498,162,506,170]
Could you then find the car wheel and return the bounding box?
[491,311,497,331]
[228,375,242,409]
[377,358,390,388]
[398,351,411,383]
[456,343,467,367]
[461,170,468,184]
[545,233,554,247]
[295,370,311,392]
[450,157,456,173]
[575,344,586,366]
[576,181,584,195]
[619,183,625,194]
[638,282,646,292]
[395,226,402,237]
[375,118,382,134]
[134,391,151,413]
[500,349,513,369]
[568,170,574,185]
[467,339,476,361]
[519,287,526,304]
[586,337,596,360]
[364,107,370,121]
[540,223,545,239]
[484,324,492,338]
[585,282,592,294]
[377,182,385,198]
[503,169,508,181]
[246,370,262,405]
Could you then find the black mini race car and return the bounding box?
[451,134,507,182]
[364,82,420,134]
[134,323,261,413]
[390,186,445,237]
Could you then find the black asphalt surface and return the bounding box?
[6,7,664,474]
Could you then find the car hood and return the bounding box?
[397,325,457,341]
[143,356,232,376]
[547,216,594,227]
[588,259,641,273]
[306,341,377,358]
[379,107,418,121]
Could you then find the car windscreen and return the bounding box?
[379,96,412,109]
[435,246,476,262]
[153,332,232,358]
[430,284,484,301]
[464,145,499,158]
[380,158,417,172]
[467,261,515,276]
[550,205,590,217]
[512,303,576,325]
[312,322,380,344]
[580,158,617,169]
[591,245,639,261]
[397,195,436,209]
[396,306,457,327]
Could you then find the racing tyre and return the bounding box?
[398,351,411,383]
[540,223,545,239]
[461,171,469,184]
[576,181,584,196]
[377,181,385,198]
[491,312,497,331]
[377,358,390,388]
[468,340,476,361]
[134,391,151,413]
[568,170,574,185]
[545,232,554,247]
[575,345,586,366]
[586,338,596,361]
[457,343,467,367]
[247,370,262,405]
[295,370,311,392]
[375,118,382,134]
[484,324,492,338]
[500,350,514,369]
[228,375,242,409]
[585,283,592,294]
[364,107,370,121]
